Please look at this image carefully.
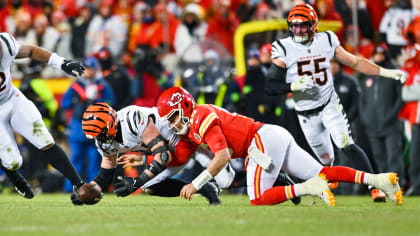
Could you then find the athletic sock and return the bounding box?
[43,144,84,188]
[320,166,370,184]
[251,185,298,205]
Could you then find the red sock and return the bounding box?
[251,185,296,206]
[320,166,368,184]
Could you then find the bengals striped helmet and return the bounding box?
[82,102,118,143]
[287,4,318,44]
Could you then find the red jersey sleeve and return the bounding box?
[203,124,229,154]
[168,139,197,167]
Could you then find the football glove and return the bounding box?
[70,185,83,205]
[114,176,142,197]
[291,75,314,92]
[379,68,407,84]
[61,59,85,77]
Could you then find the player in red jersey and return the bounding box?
[156,87,403,206]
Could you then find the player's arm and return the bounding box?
[180,124,229,200]
[335,45,406,83]
[91,155,117,192]
[114,117,173,197]
[16,44,85,77]
[265,58,314,96]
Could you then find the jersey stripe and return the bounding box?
[199,113,217,137]
[325,31,332,47]
[253,132,265,199]
[274,40,287,56]
[126,111,137,136]
[0,35,13,56]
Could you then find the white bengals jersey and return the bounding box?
[0,33,20,106]
[271,31,340,111]
[95,106,179,157]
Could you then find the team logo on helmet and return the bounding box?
[168,92,183,106]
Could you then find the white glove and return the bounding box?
[86,84,98,100]
[379,68,407,84]
[291,75,315,92]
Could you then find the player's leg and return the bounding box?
[0,101,34,198]
[322,93,384,200]
[297,112,334,165]
[11,95,84,189]
[247,125,335,206]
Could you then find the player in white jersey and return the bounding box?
[265,4,407,202]
[0,32,88,201]
[71,102,233,205]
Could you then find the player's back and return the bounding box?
[272,31,340,111]
[0,33,20,106]
[189,105,263,158]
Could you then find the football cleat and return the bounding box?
[0,165,34,199]
[300,174,336,206]
[370,188,386,202]
[198,182,221,205]
[328,181,339,190]
[368,173,403,206]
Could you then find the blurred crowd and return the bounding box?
[1,0,420,196]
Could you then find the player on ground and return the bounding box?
[264,4,407,202]
[154,87,403,206]
[0,32,88,200]
[71,102,229,205]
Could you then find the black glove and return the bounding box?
[114,176,142,197]
[61,59,85,77]
[71,185,83,205]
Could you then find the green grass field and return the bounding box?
[0,193,419,236]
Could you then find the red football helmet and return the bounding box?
[82,102,118,143]
[157,87,195,135]
[287,4,318,44]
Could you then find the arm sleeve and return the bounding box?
[265,63,291,96]
[0,33,19,58]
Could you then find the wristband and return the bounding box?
[48,53,64,70]
[192,170,213,190]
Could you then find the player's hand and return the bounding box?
[62,59,85,77]
[291,75,314,92]
[113,176,141,197]
[180,183,198,201]
[379,68,407,84]
[117,154,145,168]
[70,185,83,205]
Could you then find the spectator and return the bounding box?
[379,0,414,59]
[206,0,240,56]
[335,0,375,40]
[95,47,133,110]
[61,56,115,192]
[358,44,405,185]
[244,44,283,124]
[399,45,420,195]
[127,2,147,53]
[71,3,94,60]
[153,3,180,52]
[174,3,207,63]
[86,0,127,57]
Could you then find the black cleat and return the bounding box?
[275,171,301,205]
[198,182,221,205]
[1,165,34,199]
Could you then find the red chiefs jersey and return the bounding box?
[185,105,263,158]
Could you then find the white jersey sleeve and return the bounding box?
[0,33,20,106]
[0,33,19,58]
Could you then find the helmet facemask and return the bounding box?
[163,104,190,135]
[288,21,314,44]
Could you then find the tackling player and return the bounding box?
[0,32,88,201]
[71,102,230,205]
[155,86,403,206]
[264,4,407,202]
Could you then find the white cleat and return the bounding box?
[368,173,403,206]
[300,174,336,206]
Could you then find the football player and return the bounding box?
[155,86,403,206]
[264,4,407,202]
[0,32,88,201]
[71,102,231,205]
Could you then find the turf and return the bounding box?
[0,193,419,236]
